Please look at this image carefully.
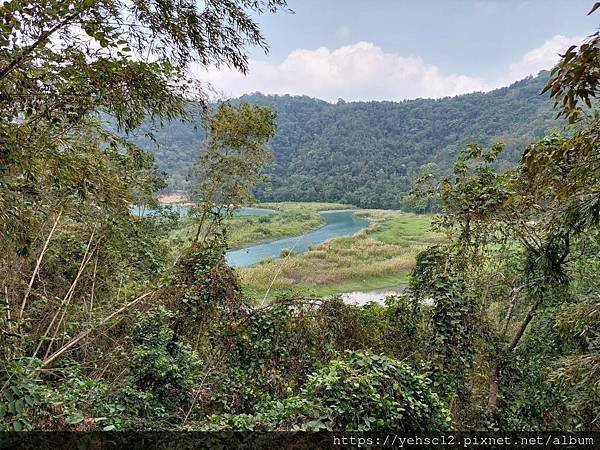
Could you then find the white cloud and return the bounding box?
[199,41,489,102]
[335,25,351,39]
[506,34,584,82]
[198,35,584,102]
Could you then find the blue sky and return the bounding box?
[198,0,599,102]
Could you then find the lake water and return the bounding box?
[226,210,369,268]
[341,289,404,306]
[340,290,434,307]
[131,205,274,217]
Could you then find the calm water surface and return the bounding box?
[134,205,368,268]
[226,210,369,267]
[341,289,404,305]
[131,205,274,217]
[136,206,394,298]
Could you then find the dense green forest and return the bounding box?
[1,0,599,443]
[140,72,564,210]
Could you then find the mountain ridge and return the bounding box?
[142,71,567,210]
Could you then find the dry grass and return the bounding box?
[167,202,336,250]
[239,211,443,298]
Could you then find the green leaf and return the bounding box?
[3,389,14,402]
[15,398,24,414]
[12,420,23,431]
[65,412,84,425]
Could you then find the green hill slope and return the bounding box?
[141,71,567,209]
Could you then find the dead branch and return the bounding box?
[19,209,63,321]
[38,289,158,371]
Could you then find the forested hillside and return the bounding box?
[144,71,565,209]
[3,0,599,440]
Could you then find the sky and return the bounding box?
[195,0,599,102]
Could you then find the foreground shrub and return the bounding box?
[118,307,203,429]
[201,350,452,432]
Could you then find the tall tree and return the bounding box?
[0,1,286,429]
[191,101,277,244]
[410,6,599,428]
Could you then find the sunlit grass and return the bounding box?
[167,202,351,250]
[239,211,444,299]
[166,203,443,298]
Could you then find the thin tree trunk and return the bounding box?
[195,209,208,242]
[500,285,523,338]
[488,286,545,413]
[19,209,63,321]
[488,364,501,408]
[32,229,96,361]
[507,294,544,353]
[38,290,157,370]
[201,215,220,243]
[89,252,99,322]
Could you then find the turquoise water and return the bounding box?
[131,205,274,217]
[232,207,274,217]
[226,210,369,268]
[133,206,368,269]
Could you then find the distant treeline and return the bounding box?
[135,71,566,211]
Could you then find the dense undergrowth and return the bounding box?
[1,0,599,435]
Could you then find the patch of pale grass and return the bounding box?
[240,232,428,292]
[235,208,444,296]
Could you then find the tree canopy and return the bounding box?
[134,72,565,210]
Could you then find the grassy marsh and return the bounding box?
[167,202,352,250]
[239,210,443,298]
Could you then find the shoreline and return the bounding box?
[226,221,328,252]
[229,210,375,263]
